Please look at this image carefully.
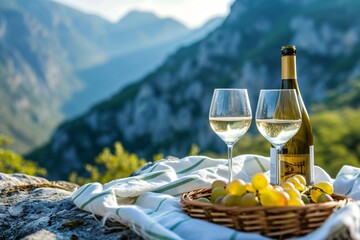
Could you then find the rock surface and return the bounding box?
[0,173,142,240]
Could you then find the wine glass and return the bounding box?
[255,89,302,185]
[209,89,252,183]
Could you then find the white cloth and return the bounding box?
[72,155,360,240]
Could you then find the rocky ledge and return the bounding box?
[0,173,141,240]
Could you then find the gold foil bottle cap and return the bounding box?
[281,46,297,79]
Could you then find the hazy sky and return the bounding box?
[52,0,235,28]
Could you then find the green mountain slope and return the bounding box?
[0,0,119,152]
[0,0,206,153]
[29,0,360,180]
[0,3,82,152]
[62,16,223,117]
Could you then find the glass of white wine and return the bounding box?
[255,89,302,185]
[209,89,252,183]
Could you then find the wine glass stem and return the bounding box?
[275,147,282,185]
[227,145,233,183]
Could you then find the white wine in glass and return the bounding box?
[209,89,252,183]
[255,89,302,185]
[256,119,301,147]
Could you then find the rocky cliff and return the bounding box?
[0,0,210,153]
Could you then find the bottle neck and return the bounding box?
[281,55,297,79]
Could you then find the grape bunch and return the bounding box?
[197,173,334,207]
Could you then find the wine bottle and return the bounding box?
[270,45,314,185]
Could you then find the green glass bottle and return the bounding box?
[270,45,314,185]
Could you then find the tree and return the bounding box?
[0,135,46,176]
[312,108,360,177]
[69,142,146,185]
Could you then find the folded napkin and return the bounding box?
[72,155,360,240]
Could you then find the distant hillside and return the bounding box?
[63,15,223,117]
[0,0,217,152]
[0,0,89,152]
[110,11,190,56]
[29,0,360,180]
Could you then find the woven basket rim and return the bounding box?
[181,187,352,212]
[180,187,353,238]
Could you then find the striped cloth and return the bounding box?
[72,155,360,240]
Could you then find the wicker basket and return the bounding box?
[181,187,352,239]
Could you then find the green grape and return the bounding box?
[215,196,225,205]
[310,189,322,203]
[301,194,310,204]
[211,180,227,190]
[251,172,269,190]
[285,188,301,199]
[260,189,289,207]
[226,179,247,196]
[259,190,274,206]
[288,197,305,206]
[293,174,307,186]
[197,197,211,203]
[245,183,256,193]
[222,194,242,207]
[296,183,306,192]
[239,192,260,206]
[281,182,296,190]
[211,186,226,203]
[314,181,333,195]
[260,190,276,206]
[281,190,290,204]
[258,184,274,196]
[317,193,333,203]
[286,177,300,185]
[287,177,305,191]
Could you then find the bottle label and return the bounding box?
[279,154,308,183]
[270,146,314,185]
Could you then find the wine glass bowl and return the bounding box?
[256,118,301,148]
[255,89,302,185]
[209,117,252,146]
[209,89,252,183]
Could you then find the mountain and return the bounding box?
[0,0,130,153]
[0,0,91,152]
[110,11,190,56]
[29,0,360,180]
[0,0,214,153]
[62,14,223,117]
[0,0,111,69]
